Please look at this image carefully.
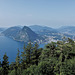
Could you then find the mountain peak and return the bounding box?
[14,26,42,42]
[22,26,30,30]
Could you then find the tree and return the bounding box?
[67,38,74,44]
[25,42,32,66]
[15,49,20,67]
[40,42,56,61]
[31,42,39,65]
[15,49,21,75]
[2,53,9,75]
[21,44,26,69]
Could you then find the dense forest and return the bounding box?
[0,38,75,75]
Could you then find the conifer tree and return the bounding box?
[2,53,9,75]
[31,42,39,65]
[15,49,21,75]
[15,49,20,67]
[21,44,26,69]
[26,42,32,66]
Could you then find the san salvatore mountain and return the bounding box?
[2,26,43,43]
[15,26,43,42]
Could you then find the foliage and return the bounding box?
[2,53,9,75]
[0,38,75,75]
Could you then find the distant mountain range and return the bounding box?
[29,25,58,36]
[58,26,75,35]
[1,25,75,43]
[29,25,75,40]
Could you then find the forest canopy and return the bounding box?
[0,38,75,75]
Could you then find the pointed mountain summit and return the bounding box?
[14,26,42,42]
[2,26,43,42]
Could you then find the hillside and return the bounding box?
[58,26,75,35]
[2,26,21,38]
[0,28,6,32]
[29,25,74,41]
[29,25,58,35]
[15,26,42,42]
[2,26,43,43]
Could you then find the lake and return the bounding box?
[0,36,45,63]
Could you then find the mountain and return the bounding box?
[15,26,42,42]
[29,25,58,36]
[29,25,75,40]
[29,25,54,31]
[2,26,21,38]
[2,26,43,43]
[0,28,4,31]
[58,26,75,35]
[0,28,6,32]
[2,25,75,43]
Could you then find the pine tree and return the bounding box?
[15,49,20,67]
[31,42,39,65]
[26,42,32,66]
[21,44,26,69]
[2,53,9,75]
[15,49,21,75]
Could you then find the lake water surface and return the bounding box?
[0,36,45,63]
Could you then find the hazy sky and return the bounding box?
[0,0,75,28]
